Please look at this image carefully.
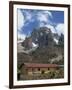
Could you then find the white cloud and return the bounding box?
[25,11,32,21]
[45,24,56,33]
[44,23,64,35]
[22,11,34,26]
[37,11,52,23]
[39,22,45,27]
[37,13,48,22]
[20,10,52,27]
[55,23,64,36]
[18,10,25,31]
[18,32,26,40]
[42,11,53,18]
[17,10,26,41]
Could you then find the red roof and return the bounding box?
[24,63,58,68]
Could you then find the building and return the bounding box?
[20,63,62,76]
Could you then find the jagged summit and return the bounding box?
[17,26,64,65]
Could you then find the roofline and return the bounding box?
[22,63,64,68]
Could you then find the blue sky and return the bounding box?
[17,9,64,40]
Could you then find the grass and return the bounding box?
[17,69,64,80]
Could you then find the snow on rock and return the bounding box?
[32,42,38,47]
[54,38,58,44]
[17,40,24,44]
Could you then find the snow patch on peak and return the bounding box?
[17,40,24,44]
[32,42,38,47]
[54,38,58,44]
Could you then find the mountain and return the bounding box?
[58,34,64,47]
[20,27,60,49]
[31,27,56,47]
[17,26,64,66]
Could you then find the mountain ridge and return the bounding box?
[17,26,64,66]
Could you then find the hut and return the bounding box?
[20,63,62,75]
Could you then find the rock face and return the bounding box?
[21,37,33,49]
[58,34,64,47]
[21,27,63,49]
[31,27,54,48]
[17,26,64,66]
